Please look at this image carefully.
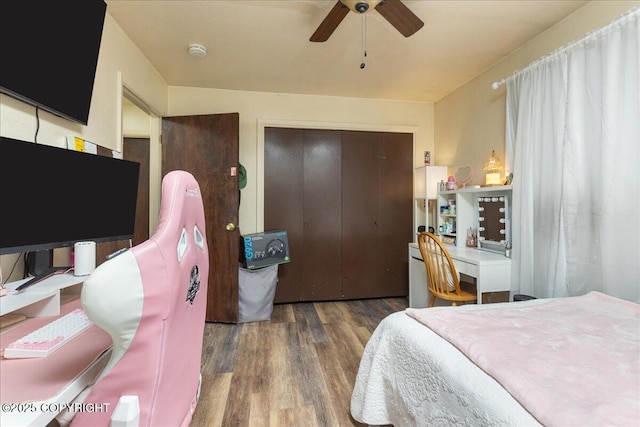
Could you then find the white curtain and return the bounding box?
[507,8,640,302]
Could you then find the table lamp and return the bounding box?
[483,150,503,186]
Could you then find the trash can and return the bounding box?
[238,264,278,323]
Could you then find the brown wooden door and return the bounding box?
[264,127,304,302]
[377,132,413,296]
[265,127,412,303]
[123,138,150,246]
[341,131,412,299]
[302,129,342,301]
[341,131,379,299]
[95,141,150,265]
[162,113,239,323]
[264,128,342,302]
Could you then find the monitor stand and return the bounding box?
[25,249,53,277]
[15,266,71,292]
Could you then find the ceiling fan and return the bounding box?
[310,0,424,42]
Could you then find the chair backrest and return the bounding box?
[72,170,209,427]
[417,232,461,298]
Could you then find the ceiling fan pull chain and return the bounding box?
[360,13,367,69]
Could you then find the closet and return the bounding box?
[264,127,412,303]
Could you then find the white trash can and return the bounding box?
[238,264,278,323]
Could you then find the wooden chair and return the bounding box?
[417,232,477,307]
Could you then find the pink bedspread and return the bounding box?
[406,292,640,427]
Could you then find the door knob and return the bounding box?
[226,223,236,231]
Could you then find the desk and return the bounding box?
[0,277,112,427]
[408,243,511,308]
[0,348,111,427]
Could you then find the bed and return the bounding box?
[350,292,639,427]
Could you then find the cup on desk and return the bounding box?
[74,241,96,276]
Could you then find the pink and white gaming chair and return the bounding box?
[70,170,209,427]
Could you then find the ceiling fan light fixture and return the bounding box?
[341,0,382,14]
[310,0,422,42]
[188,43,207,57]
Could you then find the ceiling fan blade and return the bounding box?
[375,0,424,38]
[310,1,349,42]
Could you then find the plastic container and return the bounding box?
[238,264,278,323]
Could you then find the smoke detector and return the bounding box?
[188,44,207,57]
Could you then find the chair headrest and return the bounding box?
[152,170,207,260]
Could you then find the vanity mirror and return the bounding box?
[436,185,511,255]
[477,194,510,253]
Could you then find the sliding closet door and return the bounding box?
[341,131,413,299]
[265,127,412,302]
[264,127,304,302]
[377,132,413,296]
[302,130,342,300]
[264,127,342,302]
[341,131,379,299]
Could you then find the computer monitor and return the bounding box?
[0,136,140,255]
[0,0,107,126]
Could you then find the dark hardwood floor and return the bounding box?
[190,297,408,427]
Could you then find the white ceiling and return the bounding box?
[106,0,589,103]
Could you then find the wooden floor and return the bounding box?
[190,297,408,427]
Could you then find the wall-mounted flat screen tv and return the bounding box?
[0,0,107,125]
[0,136,140,255]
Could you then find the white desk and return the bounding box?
[408,243,511,308]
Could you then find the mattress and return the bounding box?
[351,294,640,426]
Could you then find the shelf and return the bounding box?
[440,185,512,194]
[0,290,59,317]
[458,185,512,193]
[0,274,85,317]
[437,186,512,253]
[413,166,449,242]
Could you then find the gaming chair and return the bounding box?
[69,170,209,427]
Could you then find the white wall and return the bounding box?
[122,102,151,138]
[168,86,435,234]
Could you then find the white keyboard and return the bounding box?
[4,309,94,359]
